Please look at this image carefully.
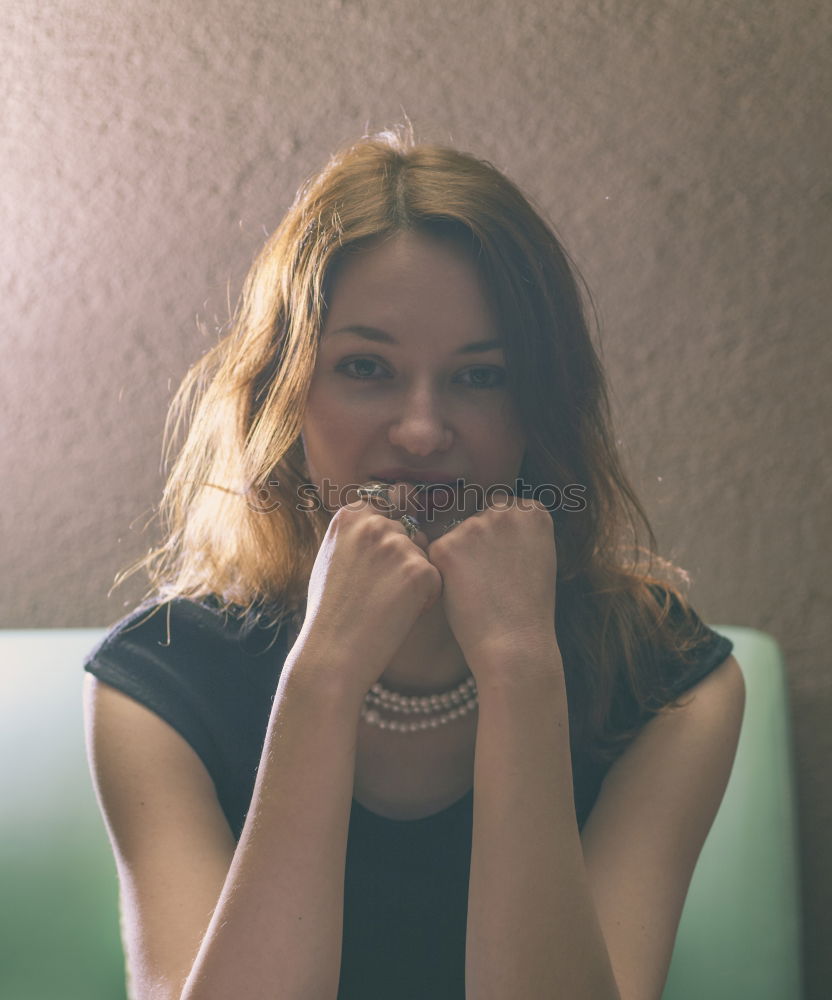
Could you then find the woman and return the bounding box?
[83,124,745,1000]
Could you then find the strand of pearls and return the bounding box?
[360,675,478,732]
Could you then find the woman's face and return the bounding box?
[300,230,527,540]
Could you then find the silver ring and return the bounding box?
[356,482,395,514]
[400,514,420,539]
[356,482,393,500]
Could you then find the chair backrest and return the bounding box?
[0,625,804,999]
[662,626,804,1000]
[0,628,126,1000]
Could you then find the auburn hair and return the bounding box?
[116,122,717,765]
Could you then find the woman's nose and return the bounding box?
[386,388,452,455]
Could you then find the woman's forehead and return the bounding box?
[322,231,501,342]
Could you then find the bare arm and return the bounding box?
[180,642,363,1000]
[181,499,439,998]
[464,641,620,1000]
[86,500,440,1000]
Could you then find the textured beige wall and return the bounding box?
[3,0,829,993]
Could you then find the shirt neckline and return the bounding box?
[350,785,474,825]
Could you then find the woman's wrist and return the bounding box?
[465,629,564,690]
[283,630,374,713]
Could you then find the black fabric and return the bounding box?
[83,592,733,1000]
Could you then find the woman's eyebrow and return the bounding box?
[326,324,504,354]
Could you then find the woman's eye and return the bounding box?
[335,358,506,389]
[336,358,388,379]
[457,366,507,389]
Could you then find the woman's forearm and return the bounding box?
[465,644,620,1000]
[180,643,363,1000]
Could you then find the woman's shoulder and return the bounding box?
[83,593,289,680]
[85,595,229,661]
[631,581,735,709]
[82,594,290,767]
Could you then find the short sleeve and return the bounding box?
[84,596,292,840]
[83,600,226,784]
[571,589,736,827]
[654,587,735,701]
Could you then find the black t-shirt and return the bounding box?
[83,593,733,1000]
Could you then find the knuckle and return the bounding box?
[402,549,427,573]
[337,500,365,518]
[419,564,442,593]
[361,514,389,539]
[379,528,405,553]
[405,555,433,585]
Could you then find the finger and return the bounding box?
[384,482,419,517]
[369,481,419,519]
[369,482,435,523]
[409,524,430,553]
[343,482,396,516]
[397,513,429,550]
[484,485,518,511]
[341,495,388,516]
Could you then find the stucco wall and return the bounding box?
[3,0,829,994]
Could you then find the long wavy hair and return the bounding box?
[116,123,718,764]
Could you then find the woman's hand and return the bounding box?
[426,496,559,682]
[293,485,443,699]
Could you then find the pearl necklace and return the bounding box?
[360,674,478,732]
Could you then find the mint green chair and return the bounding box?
[661,626,804,999]
[0,626,804,1000]
[0,629,127,1000]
